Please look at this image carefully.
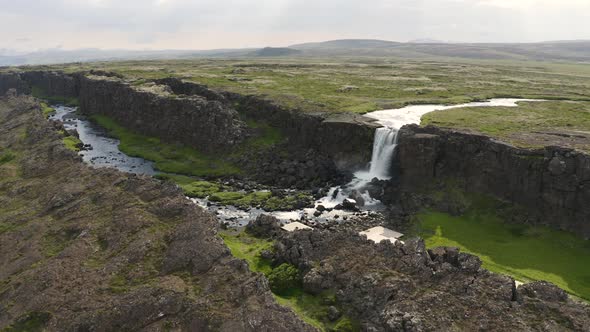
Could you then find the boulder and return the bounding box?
[246,214,282,238]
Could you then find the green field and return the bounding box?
[415,211,590,301]
[31,58,590,114]
[422,100,590,151]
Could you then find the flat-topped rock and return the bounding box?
[359,226,404,244]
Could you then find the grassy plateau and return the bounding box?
[25,58,590,115]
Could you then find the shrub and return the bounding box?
[268,263,300,295]
[333,316,356,332]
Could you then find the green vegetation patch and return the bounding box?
[220,231,359,331]
[62,136,82,152]
[155,174,223,198]
[42,58,590,114]
[91,115,241,177]
[421,100,590,151]
[157,174,313,211]
[0,149,16,165]
[40,102,55,118]
[31,86,79,107]
[3,311,52,332]
[219,231,274,275]
[414,210,590,301]
[262,193,313,211]
[210,191,273,208]
[268,263,301,294]
[241,118,284,148]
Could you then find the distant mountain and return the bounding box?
[251,47,302,57]
[2,39,590,66]
[408,38,447,44]
[288,39,590,62]
[290,39,400,49]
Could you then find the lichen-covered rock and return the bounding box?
[0,95,315,331]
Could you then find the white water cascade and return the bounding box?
[316,98,547,211]
[368,127,399,180]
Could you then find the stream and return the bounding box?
[49,98,545,227]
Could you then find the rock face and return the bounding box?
[0,72,377,177]
[155,77,378,172]
[0,95,314,331]
[79,75,247,152]
[274,229,590,331]
[0,72,30,95]
[391,124,590,238]
[20,70,80,98]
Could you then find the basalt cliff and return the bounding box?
[390,124,590,238]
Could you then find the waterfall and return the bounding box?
[367,127,399,179]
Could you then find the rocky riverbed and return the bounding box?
[47,103,392,230]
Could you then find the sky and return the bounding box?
[0,0,589,52]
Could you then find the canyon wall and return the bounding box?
[393,124,590,238]
[0,72,376,185]
[78,75,247,153]
[20,70,79,98]
[156,77,379,171]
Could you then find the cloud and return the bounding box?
[0,0,587,51]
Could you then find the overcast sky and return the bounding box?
[1,0,589,52]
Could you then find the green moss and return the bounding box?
[268,263,301,295]
[155,174,311,211]
[62,136,82,152]
[333,316,359,332]
[40,102,55,118]
[0,150,16,165]
[31,86,79,107]
[3,312,52,332]
[209,191,246,203]
[108,273,131,294]
[220,231,274,275]
[209,191,273,209]
[156,174,224,198]
[262,193,314,211]
[414,210,590,301]
[91,114,241,177]
[220,231,360,331]
[241,118,284,148]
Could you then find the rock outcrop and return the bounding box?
[391,124,590,238]
[273,229,590,331]
[0,95,314,331]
